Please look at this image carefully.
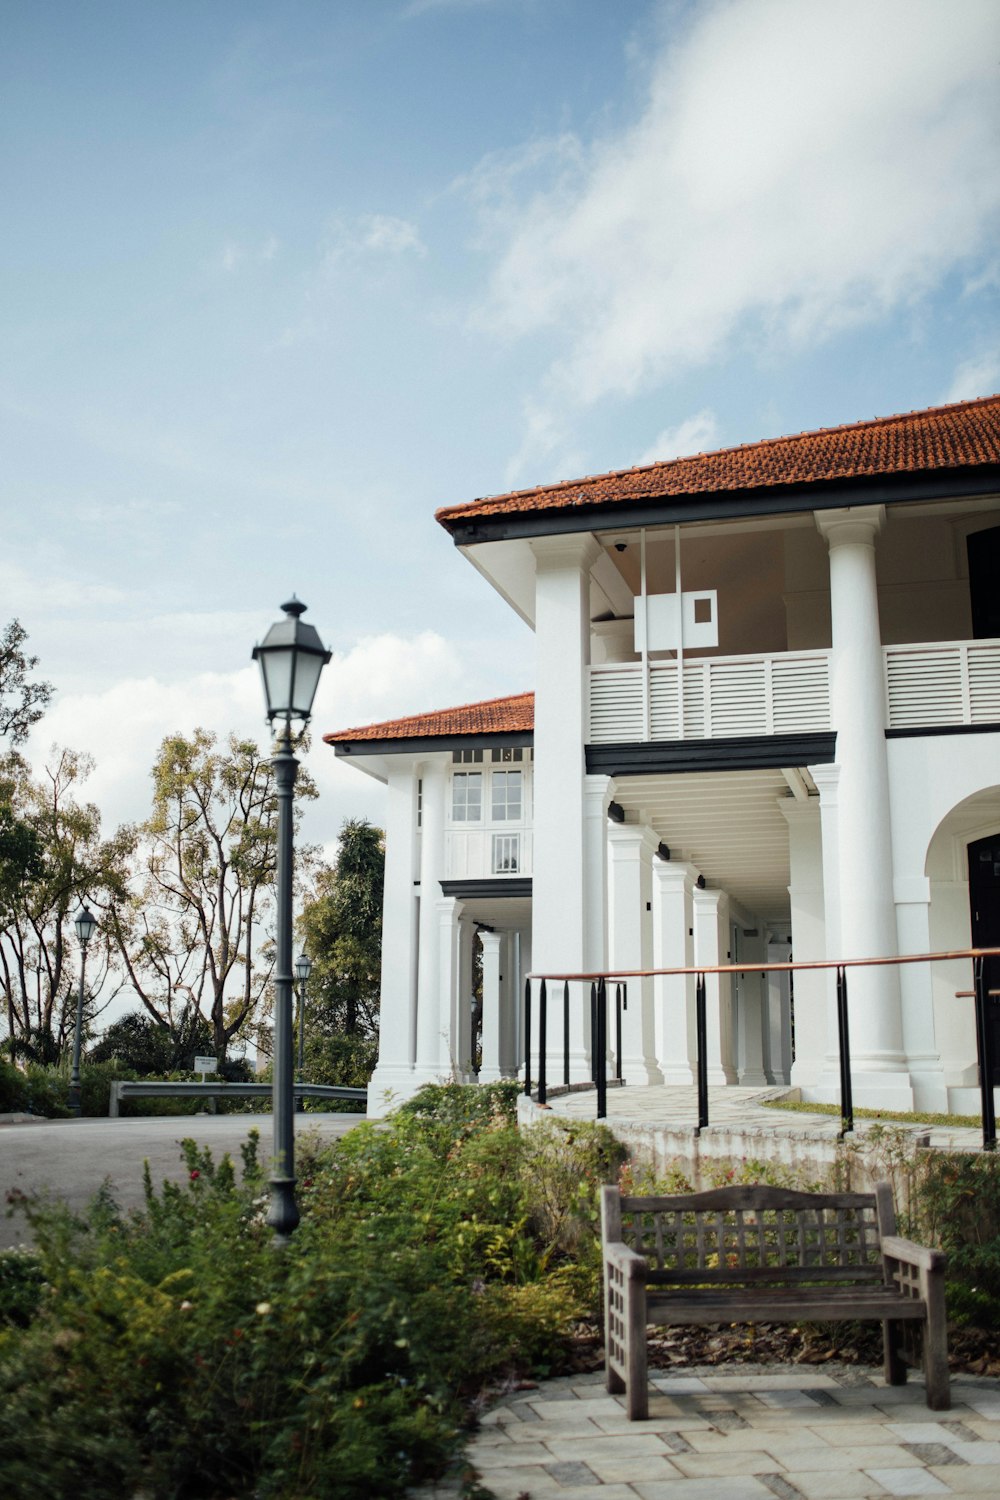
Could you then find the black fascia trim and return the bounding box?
[440,878,533,899]
[443,466,1000,546]
[332,730,533,757]
[886,722,1000,740]
[586,731,837,776]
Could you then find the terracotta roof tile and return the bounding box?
[325,691,534,745]
[436,393,1000,529]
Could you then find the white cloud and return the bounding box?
[324,213,426,269]
[636,409,720,466]
[22,630,469,850]
[943,354,1000,405]
[466,0,1000,473]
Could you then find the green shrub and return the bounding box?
[0,1057,29,1113]
[0,1250,45,1328]
[0,1085,621,1499]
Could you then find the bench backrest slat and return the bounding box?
[607,1184,885,1284]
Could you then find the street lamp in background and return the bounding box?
[294,950,313,1114]
[68,905,98,1116]
[253,598,331,1245]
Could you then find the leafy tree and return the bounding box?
[0,749,119,1062]
[300,818,384,1040]
[105,729,317,1059]
[0,620,52,747]
[87,1009,215,1076]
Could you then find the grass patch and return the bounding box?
[760,1097,982,1129]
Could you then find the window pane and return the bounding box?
[492,770,522,821]
[452,772,482,821]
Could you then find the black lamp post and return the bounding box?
[294,950,313,1114]
[253,597,331,1245]
[68,905,98,1117]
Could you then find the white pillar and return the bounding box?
[367,761,421,1115]
[529,529,604,1082]
[436,896,465,1080]
[735,925,769,1087]
[454,913,475,1083]
[479,929,504,1083]
[652,858,698,1084]
[414,758,448,1083]
[766,937,793,1085]
[894,875,947,1112]
[608,820,663,1085]
[817,508,910,1107]
[499,930,519,1077]
[693,887,737,1084]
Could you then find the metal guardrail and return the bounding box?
[108,1080,366,1118]
[524,947,1000,1151]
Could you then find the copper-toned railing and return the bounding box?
[524,948,1000,1150]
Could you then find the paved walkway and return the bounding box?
[539,1085,986,1153]
[410,1085,994,1499]
[413,1367,1000,1500]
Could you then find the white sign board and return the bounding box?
[634,590,718,653]
[194,1055,218,1075]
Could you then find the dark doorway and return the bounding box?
[967,833,1000,1085]
[966,526,1000,640]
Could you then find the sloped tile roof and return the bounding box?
[325,691,534,745]
[436,393,1000,529]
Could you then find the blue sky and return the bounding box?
[2,0,999,855]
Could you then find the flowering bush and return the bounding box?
[0,1085,622,1499]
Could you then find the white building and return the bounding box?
[326,395,1000,1118]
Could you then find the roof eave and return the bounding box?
[437,463,1000,546]
[329,728,534,758]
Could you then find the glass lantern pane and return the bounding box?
[261,649,295,717]
[291,651,325,717]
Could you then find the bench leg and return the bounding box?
[603,1263,626,1395]
[882,1319,906,1386]
[921,1269,950,1411]
[624,1271,648,1420]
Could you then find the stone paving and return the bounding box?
[539,1085,985,1154]
[412,1367,1000,1500]
[408,1085,995,1499]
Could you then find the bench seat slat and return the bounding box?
[645,1263,885,1285]
[646,1287,928,1325]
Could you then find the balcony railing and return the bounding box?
[884,639,1000,729]
[589,650,831,743]
[588,639,1000,744]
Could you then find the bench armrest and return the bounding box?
[881,1235,946,1274]
[604,1240,649,1279]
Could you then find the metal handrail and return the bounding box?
[524,947,1000,1149]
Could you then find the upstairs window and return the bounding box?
[491,746,523,763]
[451,771,482,822]
[492,833,520,874]
[491,770,522,821]
[452,748,483,764]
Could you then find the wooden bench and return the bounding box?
[601,1183,949,1419]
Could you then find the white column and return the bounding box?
[652,858,697,1084]
[414,758,448,1083]
[608,820,663,1085]
[367,762,421,1115]
[479,929,504,1083]
[894,875,947,1112]
[766,937,793,1085]
[516,927,531,1072]
[693,887,737,1084]
[454,913,475,1083]
[499,930,518,1077]
[817,508,910,1107]
[735,926,769,1087]
[580,774,612,1074]
[530,530,603,1082]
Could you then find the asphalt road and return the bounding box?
[0,1111,366,1250]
